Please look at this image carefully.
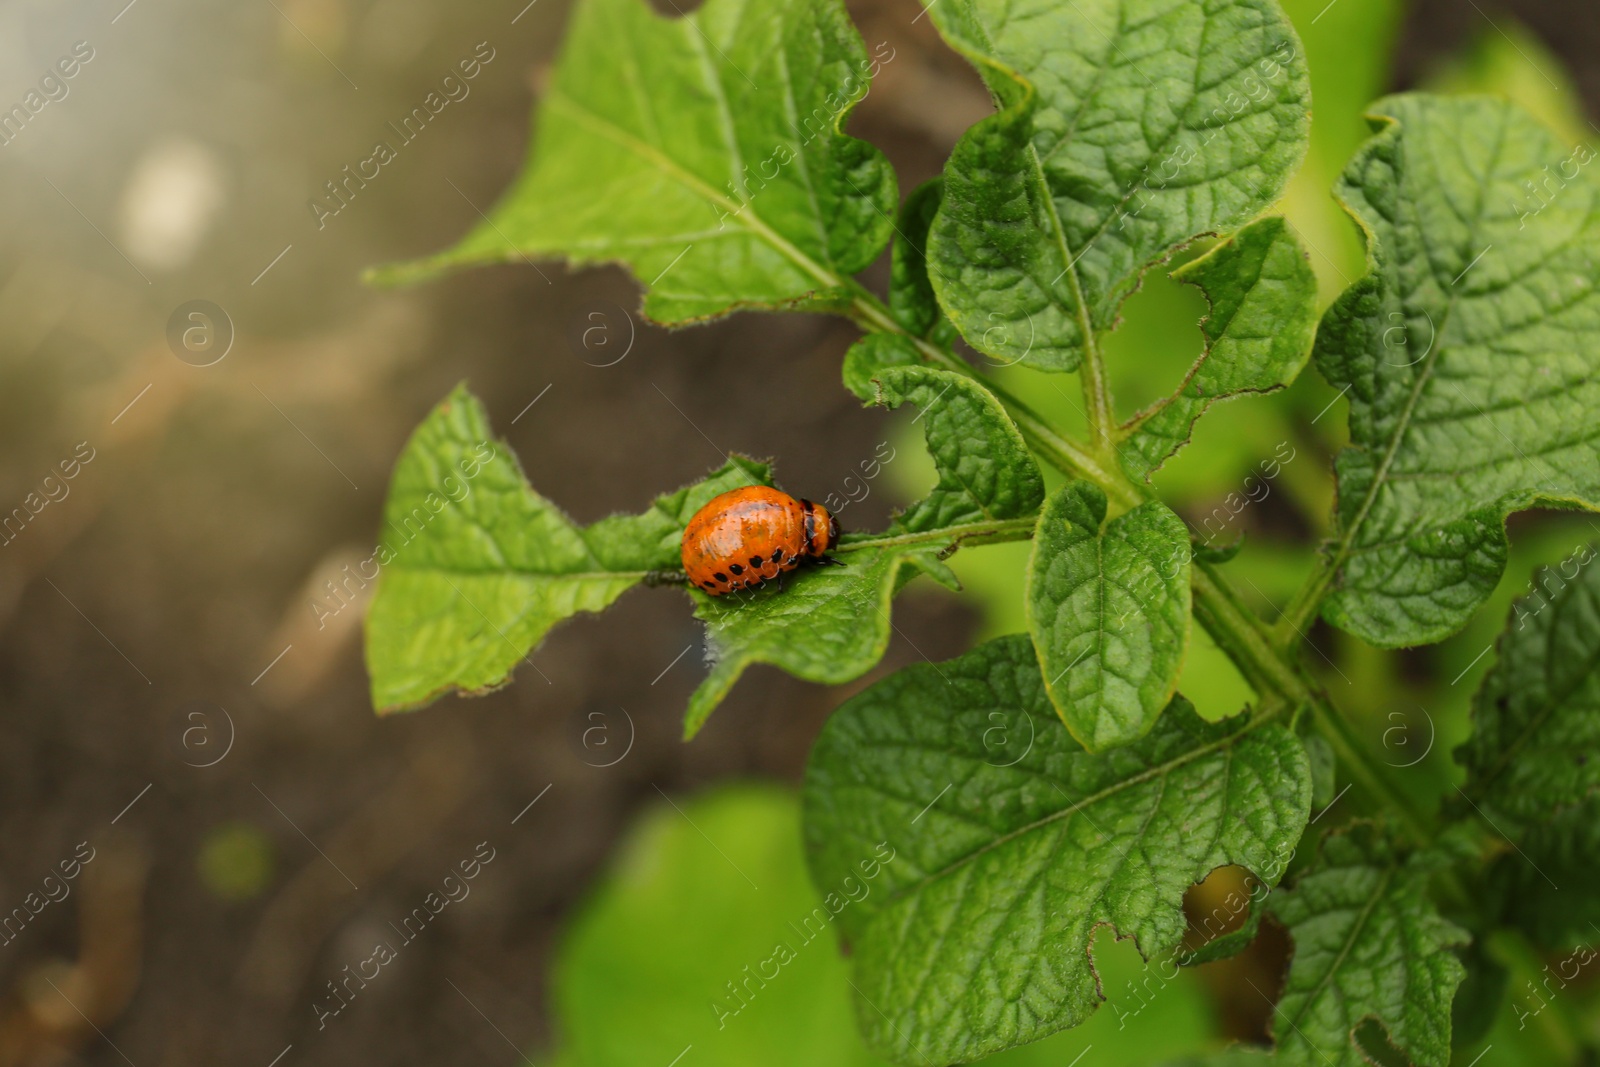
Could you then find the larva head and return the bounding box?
[802,499,839,558]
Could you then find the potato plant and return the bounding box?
[361,0,1600,1063]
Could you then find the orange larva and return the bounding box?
[681,486,840,596]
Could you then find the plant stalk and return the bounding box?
[844,291,1136,506]
[1076,324,1117,460]
[836,516,1038,554]
[1275,551,1336,644]
[1301,679,1436,841]
[841,287,1440,845]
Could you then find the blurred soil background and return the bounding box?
[0,0,1595,1064]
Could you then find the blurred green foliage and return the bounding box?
[1424,19,1589,143]
[547,786,882,1066]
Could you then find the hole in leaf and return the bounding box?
[1101,247,1211,423]
[1187,910,1294,1045]
[1353,1018,1410,1066]
[1182,865,1260,957]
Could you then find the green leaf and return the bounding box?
[1312,94,1600,646]
[1455,546,1600,829]
[685,550,916,739]
[802,635,1310,1065]
[686,366,1042,738]
[878,366,1045,534]
[888,179,959,345]
[1302,730,1337,809]
[1121,217,1318,479]
[369,0,895,324]
[1266,825,1468,1067]
[1490,795,1600,951]
[552,785,889,1066]
[1026,482,1192,750]
[925,0,1310,371]
[364,385,767,712]
[842,333,922,403]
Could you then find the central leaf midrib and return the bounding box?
[1474,620,1600,793]
[771,27,834,259]
[544,90,844,294]
[878,718,1267,908]
[1327,108,1513,577]
[925,398,1003,521]
[960,10,1102,362]
[684,23,745,201]
[1029,142,1100,357]
[1281,864,1397,1041]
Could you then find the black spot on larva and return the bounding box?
[749,556,764,569]
[771,550,784,564]
[714,572,729,582]
[729,563,744,575]
[701,582,716,592]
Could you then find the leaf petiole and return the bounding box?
[843,285,1135,504]
[835,515,1038,555]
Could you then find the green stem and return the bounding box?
[1076,321,1116,459]
[842,287,1438,846]
[1190,563,1300,699]
[1276,551,1335,644]
[845,290,1134,505]
[836,516,1037,554]
[1192,562,1436,841]
[1302,678,1436,842]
